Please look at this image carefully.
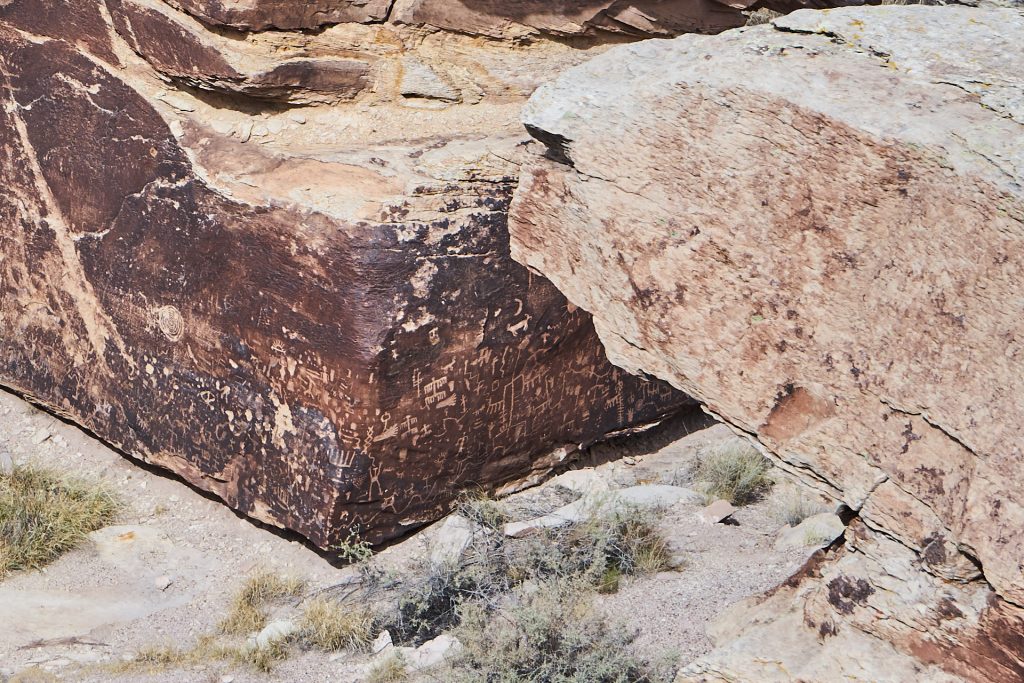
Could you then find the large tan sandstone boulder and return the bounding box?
[510,6,1024,679]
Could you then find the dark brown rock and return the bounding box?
[0,0,119,64]
[109,0,371,104]
[393,0,751,38]
[0,16,686,548]
[163,0,395,31]
[149,0,860,37]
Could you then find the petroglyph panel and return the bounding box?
[0,12,687,547]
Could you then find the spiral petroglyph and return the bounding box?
[154,305,185,342]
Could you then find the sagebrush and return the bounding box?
[450,578,669,683]
[384,505,672,646]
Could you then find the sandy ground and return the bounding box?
[0,390,822,682]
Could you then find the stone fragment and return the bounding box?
[0,451,13,475]
[399,58,460,103]
[503,497,592,538]
[371,630,393,654]
[774,513,844,550]
[699,500,736,525]
[407,634,462,670]
[547,468,610,495]
[251,619,299,649]
[428,514,478,567]
[154,575,173,591]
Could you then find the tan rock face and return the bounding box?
[0,0,701,548]
[510,6,1024,679]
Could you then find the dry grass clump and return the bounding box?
[299,598,378,652]
[219,570,306,635]
[772,488,830,527]
[244,640,291,673]
[130,645,193,668]
[450,579,667,683]
[119,572,390,676]
[694,441,773,505]
[9,667,58,683]
[115,634,290,675]
[744,7,782,25]
[367,652,409,683]
[113,638,223,675]
[803,527,838,547]
[456,490,509,532]
[0,465,119,576]
[603,512,672,575]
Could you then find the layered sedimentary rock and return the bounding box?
[0,0,700,548]
[510,6,1024,680]
[160,0,844,37]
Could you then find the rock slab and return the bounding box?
[510,6,1024,680]
[0,0,691,548]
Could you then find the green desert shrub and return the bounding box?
[450,579,666,683]
[384,505,672,645]
[333,527,374,564]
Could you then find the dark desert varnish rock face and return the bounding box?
[163,0,396,31]
[163,0,750,34]
[0,2,690,548]
[161,0,841,35]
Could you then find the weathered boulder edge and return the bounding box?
[510,6,1024,680]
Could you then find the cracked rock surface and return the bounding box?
[510,6,1024,680]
